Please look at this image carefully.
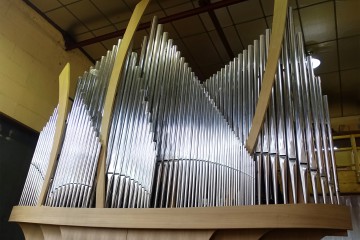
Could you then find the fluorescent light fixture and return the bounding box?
[311,57,321,69]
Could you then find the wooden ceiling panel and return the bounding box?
[163,23,180,39]
[163,1,193,15]
[338,36,360,71]
[173,16,206,38]
[115,20,128,31]
[92,25,117,37]
[29,0,60,12]
[74,31,94,42]
[199,13,215,31]
[46,7,87,35]
[300,1,336,44]
[58,0,79,5]
[336,0,360,38]
[297,0,330,8]
[82,43,107,61]
[66,1,110,30]
[223,25,243,55]
[208,30,230,64]
[157,0,192,9]
[182,33,220,67]
[235,18,267,47]
[101,38,120,50]
[214,7,233,28]
[228,0,263,24]
[91,0,131,24]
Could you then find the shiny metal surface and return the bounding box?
[204,8,338,205]
[21,8,340,208]
[19,107,58,206]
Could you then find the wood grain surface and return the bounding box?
[20,223,44,240]
[10,204,351,230]
[40,225,62,240]
[245,0,288,153]
[37,63,70,206]
[95,0,150,208]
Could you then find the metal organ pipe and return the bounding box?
[20,8,339,208]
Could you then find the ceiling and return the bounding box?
[27,0,360,118]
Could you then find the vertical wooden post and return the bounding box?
[37,63,71,206]
[350,135,360,183]
[95,0,151,208]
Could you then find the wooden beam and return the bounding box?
[95,0,150,208]
[37,63,70,206]
[350,135,360,182]
[245,0,288,153]
[10,205,351,230]
[333,134,360,140]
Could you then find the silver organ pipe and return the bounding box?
[20,8,339,208]
[19,107,58,206]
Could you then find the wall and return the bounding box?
[331,115,360,133]
[0,0,92,131]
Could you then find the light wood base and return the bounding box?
[10,204,352,240]
[16,225,348,240]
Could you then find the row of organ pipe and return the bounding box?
[20,8,339,208]
[204,9,339,205]
[19,107,58,206]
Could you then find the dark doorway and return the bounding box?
[0,114,38,240]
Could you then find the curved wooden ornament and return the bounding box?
[245,0,288,153]
[37,63,71,206]
[95,0,150,208]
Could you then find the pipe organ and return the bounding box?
[19,8,340,210]
[45,42,120,208]
[203,9,339,205]
[11,1,353,238]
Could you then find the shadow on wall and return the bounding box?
[0,114,38,240]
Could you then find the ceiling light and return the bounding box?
[311,57,321,69]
